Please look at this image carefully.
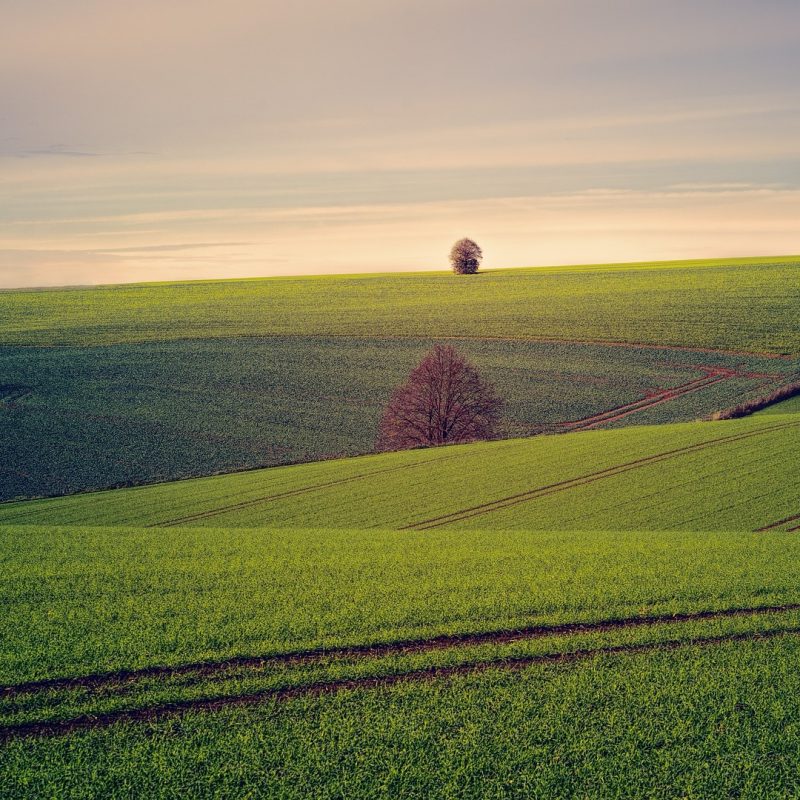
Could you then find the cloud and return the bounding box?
[1,1,799,288]
[94,242,251,254]
[1,184,798,288]
[17,144,100,158]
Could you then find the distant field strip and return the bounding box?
[2,257,798,352]
[402,419,800,531]
[1,415,798,530]
[153,450,463,528]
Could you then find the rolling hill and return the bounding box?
[2,413,797,531]
[2,256,798,501]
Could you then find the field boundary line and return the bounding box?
[401,419,800,530]
[2,627,799,741]
[4,602,800,699]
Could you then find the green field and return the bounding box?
[757,393,800,415]
[2,257,798,352]
[4,636,800,799]
[3,414,797,531]
[3,257,800,796]
[2,257,798,501]
[2,336,794,501]
[3,519,800,797]
[4,522,800,685]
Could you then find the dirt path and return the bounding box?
[2,626,798,741]
[558,365,789,432]
[757,513,800,532]
[5,602,799,699]
[402,419,800,530]
[559,367,734,431]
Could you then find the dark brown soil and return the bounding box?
[757,513,800,532]
[4,602,799,699]
[2,626,798,742]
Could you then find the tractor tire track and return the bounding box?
[152,451,465,528]
[2,627,798,742]
[558,367,746,431]
[558,365,786,432]
[401,419,800,530]
[5,602,800,699]
[559,367,734,431]
[756,513,800,532]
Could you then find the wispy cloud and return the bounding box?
[94,242,251,254]
[17,144,100,158]
[2,184,798,288]
[1,0,799,287]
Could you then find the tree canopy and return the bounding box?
[449,238,483,274]
[377,344,503,450]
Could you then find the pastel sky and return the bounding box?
[2,0,799,288]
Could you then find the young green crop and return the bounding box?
[3,607,799,730]
[4,636,800,798]
[1,257,798,353]
[6,336,789,501]
[3,523,800,685]
[757,394,800,415]
[2,257,797,501]
[2,415,797,531]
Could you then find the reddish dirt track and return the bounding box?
[559,367,745,431]
[756,513,800,532]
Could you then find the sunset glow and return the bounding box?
[2,0,799,287]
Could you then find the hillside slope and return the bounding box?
[2,256,798,501]
[3,414,797,532]
[2,257,798,353]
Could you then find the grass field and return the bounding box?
[757,394,800,415]
[2,336,794,501]
[3,414,797,531]
[2,422,799,795]
[3,522,800,684]
[3,520,800,796]
[4,636,800,799]
[3,257,800,796]
[2,256,798,501]
[2,257,798,353]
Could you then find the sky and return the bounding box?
[1,0,799,288]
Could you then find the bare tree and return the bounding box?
[377,344,503,450]
[449,238,483,274]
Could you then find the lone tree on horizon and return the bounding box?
[449,238,483,274]
[377,344,503,451]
